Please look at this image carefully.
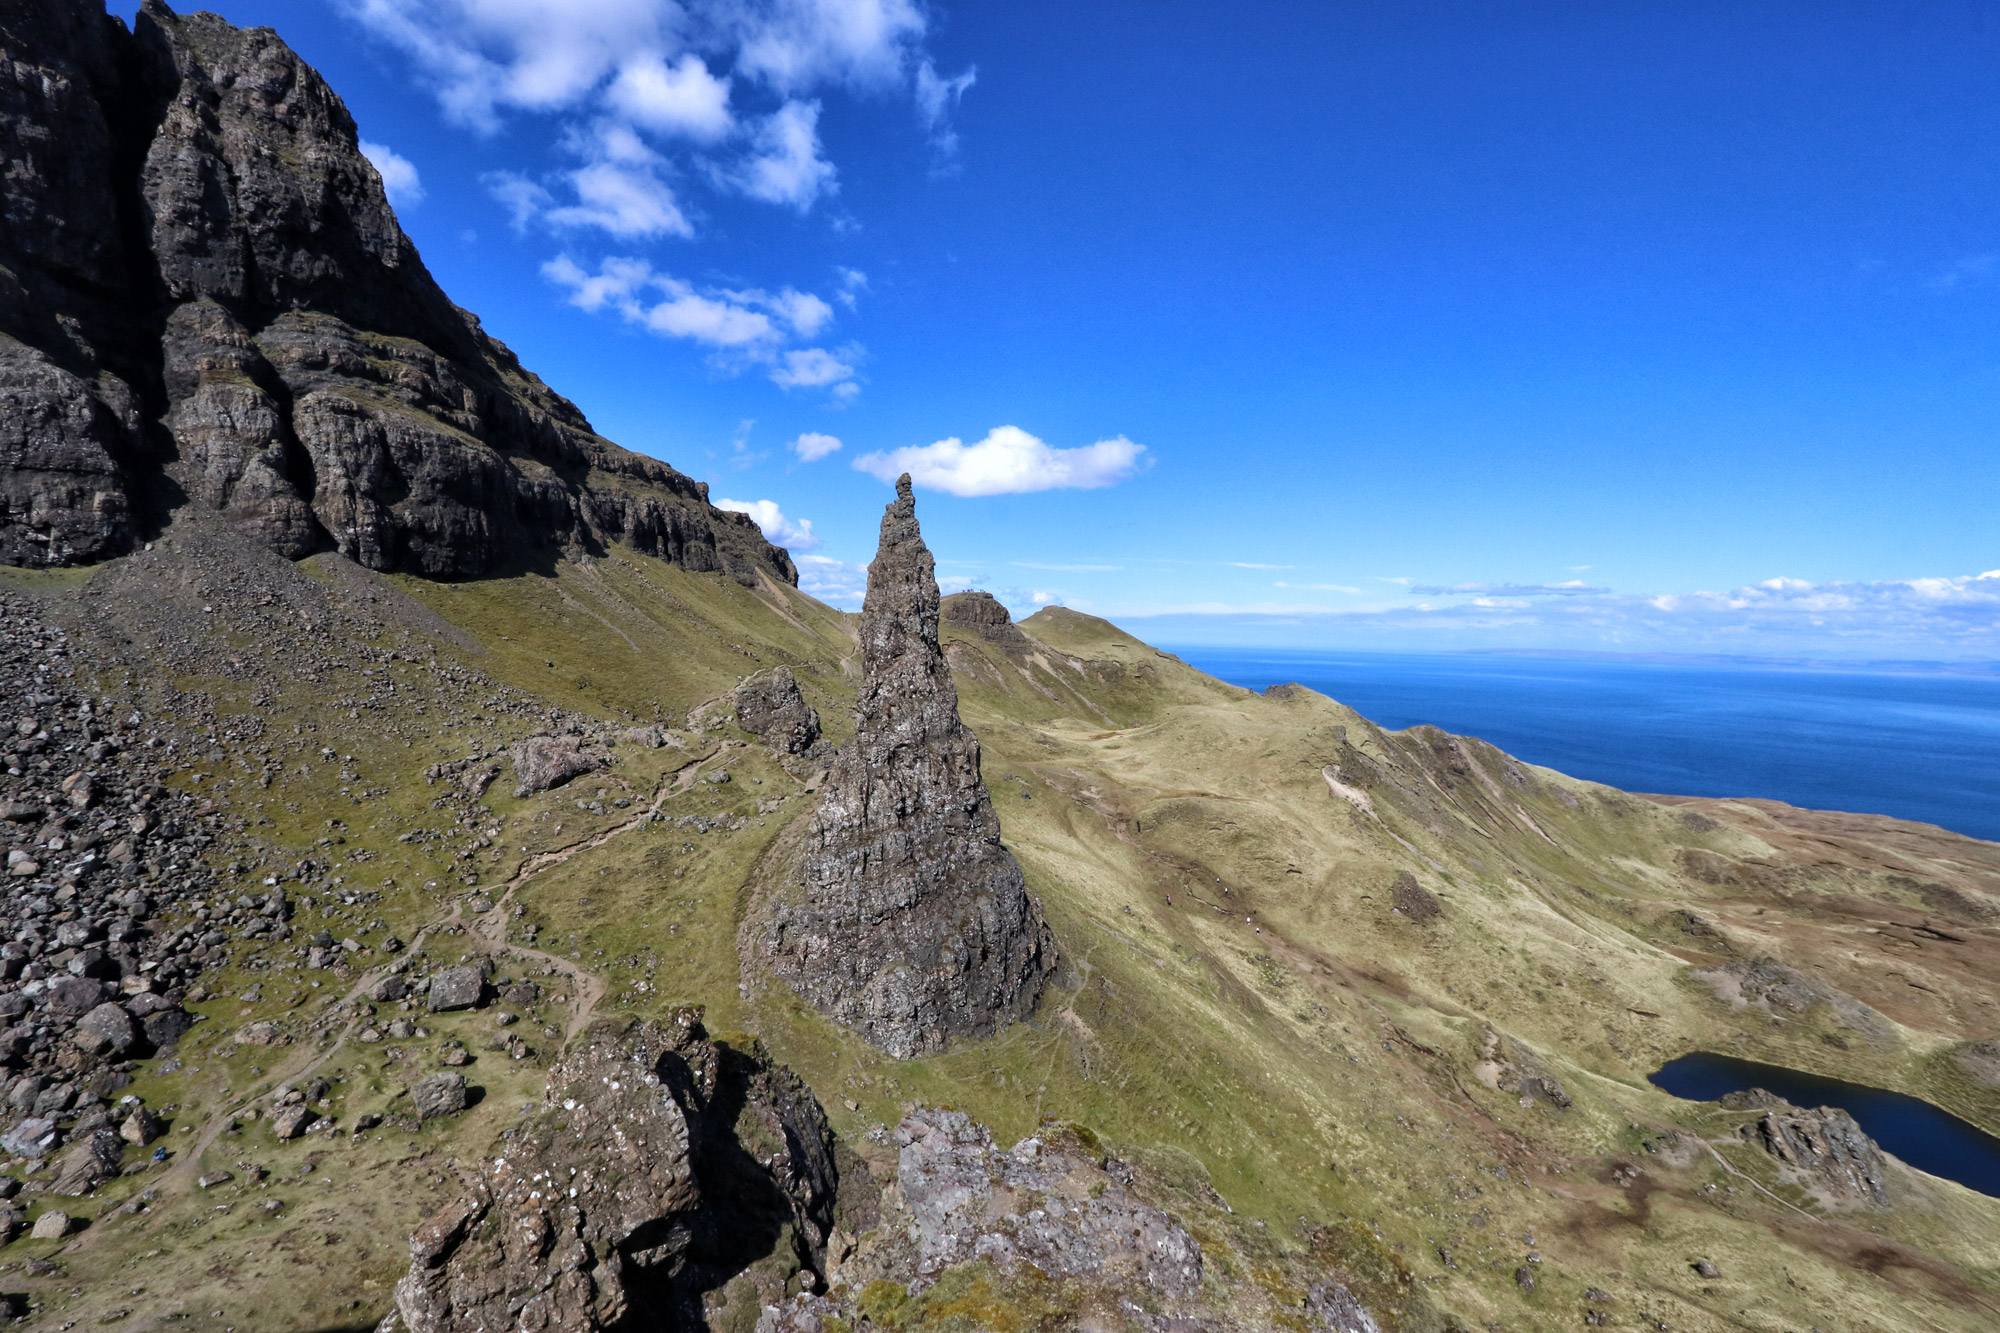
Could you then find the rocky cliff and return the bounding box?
[758,476,1056,1057]
[1,0,794,583]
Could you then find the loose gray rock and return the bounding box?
[29,1209,72,1240]
[511,735,601,795]
[409,1071,468,1120]
[71,1002,139,1058]
[735,665,821,754]
[272,1104,315,1139]
[0,1116,58,1158]
[426,965,484,1013]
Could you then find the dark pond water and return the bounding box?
[1649,1052,2000,1198]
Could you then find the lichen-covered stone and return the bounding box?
[384,1013,835,1333]
[734,665,821,754]
[760,476,1055,1059]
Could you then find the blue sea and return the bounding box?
[1165,650,2000,845]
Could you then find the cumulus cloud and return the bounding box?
[344,0,968,226]
[852,426,1148,497]
[606,51,734,140]
[792,431,842,461]
[716,497,820,551]
[732,100,837,209]
[359,140,425,206]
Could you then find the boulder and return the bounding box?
[0,1116,58,1158]
[44,975,110,1019]
[409,1071,468,1120]
[140,1007,195,1050]
[272,1104,315,1140]
[234,1021,285,1046]
[119,1107,163,1146]
[511,736,601,795]
[426,965,484,1013]
[71,1002,139,1057]
[734,665,821,754]
[387,1013,835,1333]
[29,1209,72,1240]
[50,1128,122,1195]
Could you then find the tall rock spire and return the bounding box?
[761,474,1056,1058]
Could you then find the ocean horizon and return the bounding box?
[1166,647,2000,844]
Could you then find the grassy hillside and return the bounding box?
[6,531,1997,1332]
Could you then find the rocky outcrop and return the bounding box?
[762,1108,1206,1333]
[735,665,822,755]
[1724,1089,1889,1207]
[760,476,1055,1058]
[940,589,1034,654]
[2,0,796,585]
[383,1012,836,1333]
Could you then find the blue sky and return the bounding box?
[132,0,2000,656]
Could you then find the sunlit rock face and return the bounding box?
[763,474,1056,1058]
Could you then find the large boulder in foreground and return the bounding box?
[757,475,1056,1059]
[382,1012,835,1333]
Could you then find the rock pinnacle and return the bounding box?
[762,473,1056,1057]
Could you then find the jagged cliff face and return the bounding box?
[0,0,794,584]
[760,476,1056,1058]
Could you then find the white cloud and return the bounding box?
[1111,569,2000,657]
[1228,562,1293,570]
[1012,561,1121,572]
[792,431,842,461]
[359,140,425,206]
[852,425,1149,497]
[716,498,820,551]
[733,100,837,209]
[546,159,693,237]
[729,0,927,94]
[795,552,868,605]
[484,171,551,228]
[545,256,861,398]
[771,346,857,389]
[606,52,734,140]
[343,0,965,226]
[914,58,975,154]
[1409,580,1609,597]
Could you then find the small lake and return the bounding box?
[1649,1052,2000,1198]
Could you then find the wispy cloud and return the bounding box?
[1110,570,2000,657]
[1274,581,1362,593]
[1228,561,1294,570]
[1409,580,1609,597]
[1012,561,1123,572]
[853,425,1148,496]
[543,254,858,397]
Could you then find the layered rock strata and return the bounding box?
[384,1012,837,1332]
[761,476,1055,1058]
[2,0,794,584]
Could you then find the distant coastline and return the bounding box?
[1169,646,2000,843]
